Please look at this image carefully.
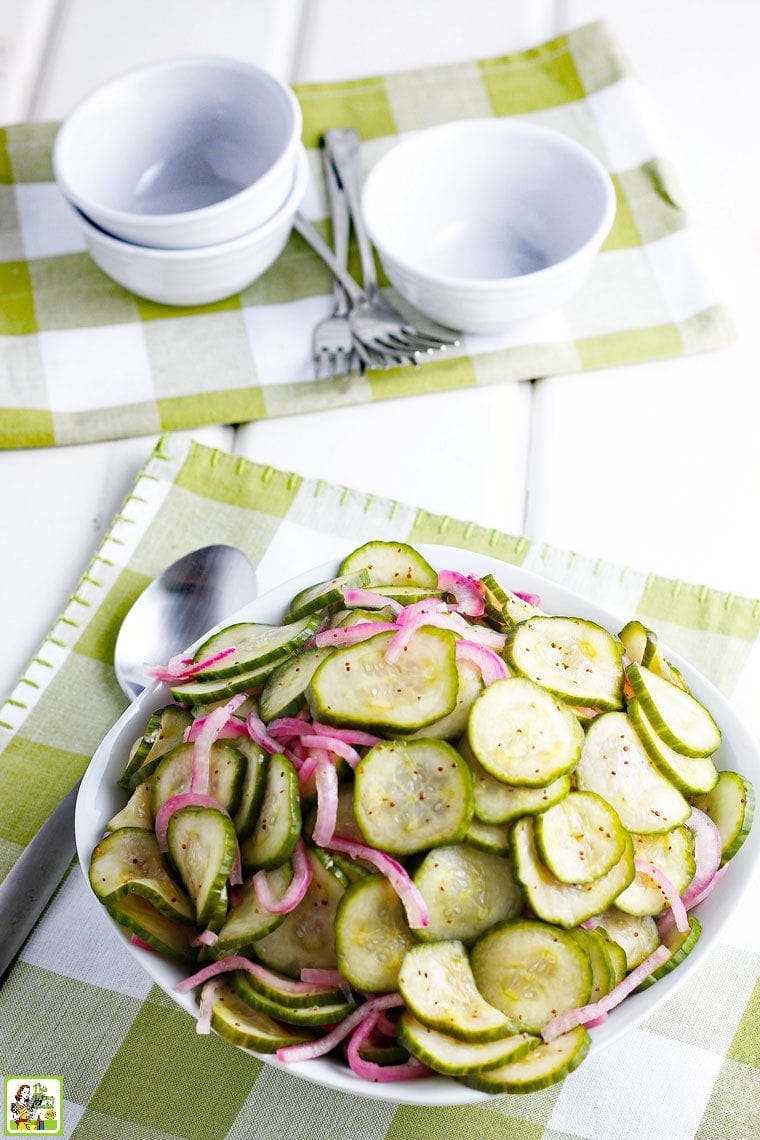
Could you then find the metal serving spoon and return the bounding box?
[0,544,258,980]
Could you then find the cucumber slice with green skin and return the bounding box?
[462,1025,590,1094]
[212,867,291,953]
[628,698,719,795]
[106,893,198,963]
[192,615,320,679]
[353,738,474,856]
[481,573,543,633]
[614,827,695,916]
[89,827,195,922]
[209,983,313,1052]
[398,940,519,1042]
[170,656,286,705]
[229,970,355,1026]
[594,907,659,970]
[258,646,333,723]
[339,540,439,588]
[369,585,444,605]
[636,915,701,990]
[166,806,237,927]
[240,752,301,872]
[534,791,627,885]
[505,616,625,710]
[309,627,459,733]
[465,816,511,853]
[595,927,628,985]
[150,741,246,819]
[510,816,635,928]
[286,569,371,622]
[619,620,687,690]
[690,770,756,865]
[398,1011,538,1076]
[403,659,483,743]
[467,677,584,788]
[232,957,347,1010]
[335,874,417,992]
[626,662,721,758]
[412,844,523,946]
[470,919,592,1033]
[253,847,347,977]
[120,705,194,790]
[568,926,615,1001]
[106,780,153,831]
[230,738,267,840]
[576,712,691,835]
[462,737,571,825]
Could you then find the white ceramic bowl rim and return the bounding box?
[72,144,309,261]
[361,119,617,292]
[53,55,303,231]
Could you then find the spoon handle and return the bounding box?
[0,778,80,981]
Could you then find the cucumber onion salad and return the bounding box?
[89,541,754,1094]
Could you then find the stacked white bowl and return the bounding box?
[53,57,307,306]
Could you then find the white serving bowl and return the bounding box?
[68,145,308,306]
[360,120,616,334]
[53,56,303,249]
[75,545,759,1107]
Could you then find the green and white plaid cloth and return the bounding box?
[1,431,759,1140]
[0,20,734,449]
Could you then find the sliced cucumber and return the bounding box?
[213,867,291,952]
[335,874,416,992]
[594,907,659,970]
[170,658,284,705]
[240,752,301,871]
[166,806,237,926]
[481,573,543,632]
[233,957,348,1011]
[398,1012,537,1076]
[231,738,267,840]
[89,827,195,922]
[626,662,721,758]
[403,658,483,742]
[619,620,687,689]
[533,790,628,885]
[614,827,695,916]
[465,816,511,853]
[229,970,354,1027]
[596,927,628,985]
[636,915,701,989]
[286,569,372,622]
[106,780,153,831]
[628,698,719,795]
[510,816,635,928]
[309,627,458,733]
[412,844,523,946]
[354,738,473,855]
[568,926,615,1001]
[253,847,347,977]
[192,615,319,679]
[210,983,313,1052]
[462,1025,590,1094]
[470,919,592,1033]
[506,616,625,709]
[467,677,583,788]
[463,737,571,825]
[576,711,691,834]
[339,540,438,588]
[106,893,198,963]
[119,704,193,790]
[258,645,332,723]
[398,940,518,1042]
[150,741,246,819]
[690,770,755,865]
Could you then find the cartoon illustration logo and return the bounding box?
[4,1078,62,1135]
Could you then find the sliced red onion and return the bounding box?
[327,837,428,929]
[311,723,382,748]
[190,703,239,794]
[384,611,469,664]
[154,791,229,852]
[514,591,541,607]
[196,979,219,1035]
[683,807,723,909]
[130,934,157,953]
[176,954,346,1000]
[298,754,320,789]
[580,916,600,930]
[144,645,237,683]
[438,570,486,617]
[300,967,351,990]
[192,929,220,948]
[268,715,313,740]
[300,733,361,768]
[187,693,249,742]
[540,943,672,1042]
[396,599,448,625]
[346,1009,431,1083]
[247,710,299,765]
[455,639,509,686]
[314,622,397,649]
[253,838,312,914]
[275,992,406,1064]
[312,758,339,846]
[342,587,403,615]
[634,858,690,933]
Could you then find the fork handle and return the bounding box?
[293,214,366,306]
[323,141,350,312]
[323,128,380,297]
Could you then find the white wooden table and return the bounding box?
[1,0,759,703]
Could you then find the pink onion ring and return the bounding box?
[195,979,220,1035]
[144,645,237,682]
[438,569,486,617]
[342,587,403,615]
[314,622,397,649]
[253,838,312,914]
[326,836,428,929]
[176,954,348,1000]
[311,757,339,846]
[634,858,690,933]
[455,639,509,686]
[154,791,229,852]
[275,993,405,1064]
[346,1009,432,1082]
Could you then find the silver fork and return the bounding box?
[310,142,357,380]
[323,128,460,365]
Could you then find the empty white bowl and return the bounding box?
[360,119,616,334]
[70,144,308,306]
[53,56,303,249]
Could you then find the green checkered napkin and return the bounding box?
[0,20,734,450]
[1,432,759,1140]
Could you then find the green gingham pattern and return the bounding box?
[1,431,759,1140]
[0,20,734,449]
